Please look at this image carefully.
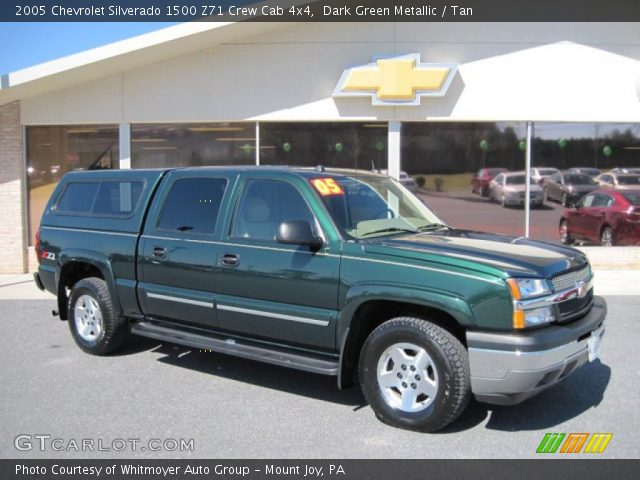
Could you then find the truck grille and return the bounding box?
[551,266,591,292]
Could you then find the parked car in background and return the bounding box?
[543,172,599,207]
[595,172,640,190]
[378,170,418,193]
[489,171,544,208]
[559,189,640,246]
[607,167,640,175]
[565,167,602,178]
[471,167,508,197]
[399,171,418,193]
[530,167,560,185]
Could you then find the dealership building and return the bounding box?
[0,21,639,273]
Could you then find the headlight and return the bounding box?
[507,278,555,329]
[507,278,551,299]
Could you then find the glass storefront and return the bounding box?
[26,125,118,244]
[259,122,388,171]
[25,121,640,247]
[131,123,256,169]
[533,123,640,172]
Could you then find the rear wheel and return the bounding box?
[559,220,573,245]
[359,316,470,432]
[600,226,614,247]
[68,277,128,355]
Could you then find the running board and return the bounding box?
[131,321,339,376]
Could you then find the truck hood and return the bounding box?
[363,229,588,278]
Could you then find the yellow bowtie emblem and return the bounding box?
[333,54,457,106]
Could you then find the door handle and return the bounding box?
[221,253,240,266]
[151,246,167,258]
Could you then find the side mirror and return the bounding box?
[276,221,324,250]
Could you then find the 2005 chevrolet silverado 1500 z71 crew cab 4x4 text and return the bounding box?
[34,167,606,432]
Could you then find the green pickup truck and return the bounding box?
[34,166,606,432]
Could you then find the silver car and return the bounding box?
[595,172,640,190]
[489,171,544,208]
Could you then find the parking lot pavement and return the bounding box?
[1,295,637,459]
[419,189,564,243]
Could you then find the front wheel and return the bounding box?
[359,317,470,432]
[559,220,573,245]
[68,277,129,355]
[600,226,614,247]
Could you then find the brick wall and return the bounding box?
[0,101,27,274]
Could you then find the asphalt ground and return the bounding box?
[1,294,638,459]
[420,189,563,243]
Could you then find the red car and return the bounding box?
[471,167,508,197]
[559,189,640,246]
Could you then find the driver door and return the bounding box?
[215,176,341,351]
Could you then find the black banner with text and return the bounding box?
[3,0,640,22]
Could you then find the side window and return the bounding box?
[494,174,503,184]
[591,194,609,208]
[231,179,315,241]
[92,181,143,216]
[56,182,99,214]
[157,177,227,234]
[581,194,595,207]
[601,175,612,183]
[552,174,562,183]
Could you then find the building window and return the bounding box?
[401,122,528,238]
[26,125,119,245]
[260,123,388,171]
[533,123,640,173]
[131,123,256,169]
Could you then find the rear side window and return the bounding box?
[93,181,143,216]
[56,180,143,216]
[56,182,99,214]
[157,177,227,234]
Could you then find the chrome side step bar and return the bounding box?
[131,321,339,376]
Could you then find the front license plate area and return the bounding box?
[588,325,604,362]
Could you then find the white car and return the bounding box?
[530,167,560,185]
[489,171,544,208]
[378,170,418,193]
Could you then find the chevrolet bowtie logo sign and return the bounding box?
[333,54,457,106]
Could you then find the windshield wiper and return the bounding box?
[417,223,450,232]
[359,227,418,238]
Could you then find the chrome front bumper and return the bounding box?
[467,296,606,405]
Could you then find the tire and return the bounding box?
[68,277,128,355]
[600,226,614,247]
[358,316,470,432]
[480,186,489,198]
[559,220,573,245]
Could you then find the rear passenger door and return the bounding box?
[137,172,233,329]
[215,176,341,351]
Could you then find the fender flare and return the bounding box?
[56,249,122,320]
[336,283,476,389]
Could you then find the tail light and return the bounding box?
[35,228,42,264]
[628,207,640,223]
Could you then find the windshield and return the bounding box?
[505,175,535,185]
[311,174,442,239]
[618,176,640,185]
[537,169,558,176]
